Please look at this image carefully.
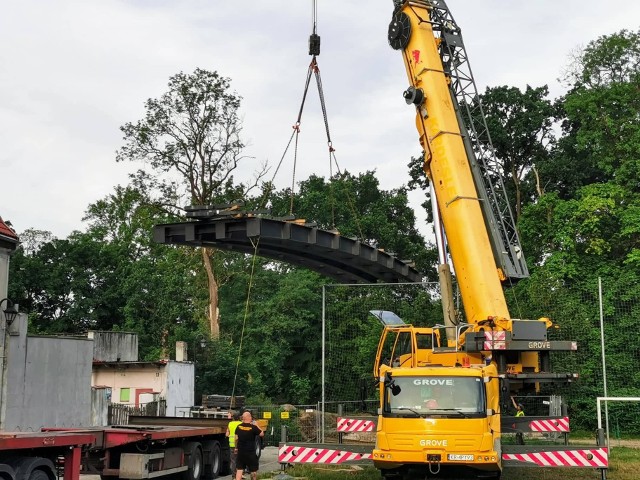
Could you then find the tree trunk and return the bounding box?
[201,247,220,339]
[532,166,552,224]
[532,166,545,197]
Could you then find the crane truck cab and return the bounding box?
[373,321,502,478]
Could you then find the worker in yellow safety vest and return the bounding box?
[511,396,525,417]
[226,411,242,472]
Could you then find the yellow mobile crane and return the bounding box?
[371,1,608,478]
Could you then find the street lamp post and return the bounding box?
[193,335,208,364]
[0,298,19,429]
[193,335,208,408]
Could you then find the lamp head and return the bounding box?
[0,298,19,326]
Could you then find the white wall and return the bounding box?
[4,315,93,430]
[89,331,138,362]
[166,361,194,417]
[92,363,166,405]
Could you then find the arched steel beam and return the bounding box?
[153,217,423,284]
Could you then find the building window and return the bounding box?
[120,387,130,402]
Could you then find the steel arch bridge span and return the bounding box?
[153,217,423,284]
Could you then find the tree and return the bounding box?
[82,185,210,359]
[525,30,640,271]
[8,231,125,334]
[477,85,556,219]
[8,187,208,356]
[564,29,640,88]
[511,32,640,432]
[407,85,557,231]
[116,68,266,338]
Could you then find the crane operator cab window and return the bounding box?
[385,376,485,417]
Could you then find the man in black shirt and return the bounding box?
[234,410,264,480]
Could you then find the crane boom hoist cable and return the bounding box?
[264,0,365,239]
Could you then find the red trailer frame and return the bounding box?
[0,431,95,480]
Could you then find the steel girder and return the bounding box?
[153,217,422,284]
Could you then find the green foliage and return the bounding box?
[565,29,640,88]
[218,265,325,402]
[196,333,254,401]
[8,232,126,333]
[521,29,640,274]
[477,85,556,219]
[288,374,312,404]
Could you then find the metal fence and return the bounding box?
[244,400,378,446]
[320,279,640,440]
[108,399,166,425]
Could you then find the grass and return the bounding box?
[263,446,640,480]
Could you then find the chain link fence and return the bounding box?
[244,400,379,446]
[321,278,640,439]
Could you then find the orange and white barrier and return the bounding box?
[503,448,608,468]
[484,331,506,350]
[337,417,376,432]
[529,416,570,432]
[279,445,372,464]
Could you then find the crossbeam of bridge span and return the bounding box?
[153,217,422,284]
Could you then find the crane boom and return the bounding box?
[389,0,511,324]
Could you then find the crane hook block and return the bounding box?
[309,33,321,56]
[403,86,425,106]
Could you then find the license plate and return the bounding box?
[448,454,474,461]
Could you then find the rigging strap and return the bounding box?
[231,235,261,401]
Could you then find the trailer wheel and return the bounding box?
[181,442,204,480]
[254,436,262,459]
[0,463,16,480]
[27,470,49,480]
[202,440,221,479]
[6,458,55,480]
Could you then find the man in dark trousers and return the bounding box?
[234,410,264,480]
[226,411,242,474]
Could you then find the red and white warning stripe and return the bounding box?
[279,445,372,464]
[503,448,608,467]
[530,416,570,432]
[337,417,375,432]
[484,331,506,350]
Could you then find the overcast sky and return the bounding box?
[2,0,639,240]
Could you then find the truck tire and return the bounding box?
[0,463,16,480]
[181,442,204,480]
[202,440,221,479]
[26,470,49,480]
[219,444,231,477]
[6,458,55,480]
[254,436,262,459]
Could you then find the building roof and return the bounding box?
[0,216,18,250]
[92,360,171,368]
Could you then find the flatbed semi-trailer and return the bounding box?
[0,415,269,480]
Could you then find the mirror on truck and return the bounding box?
[384,371,401,396]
